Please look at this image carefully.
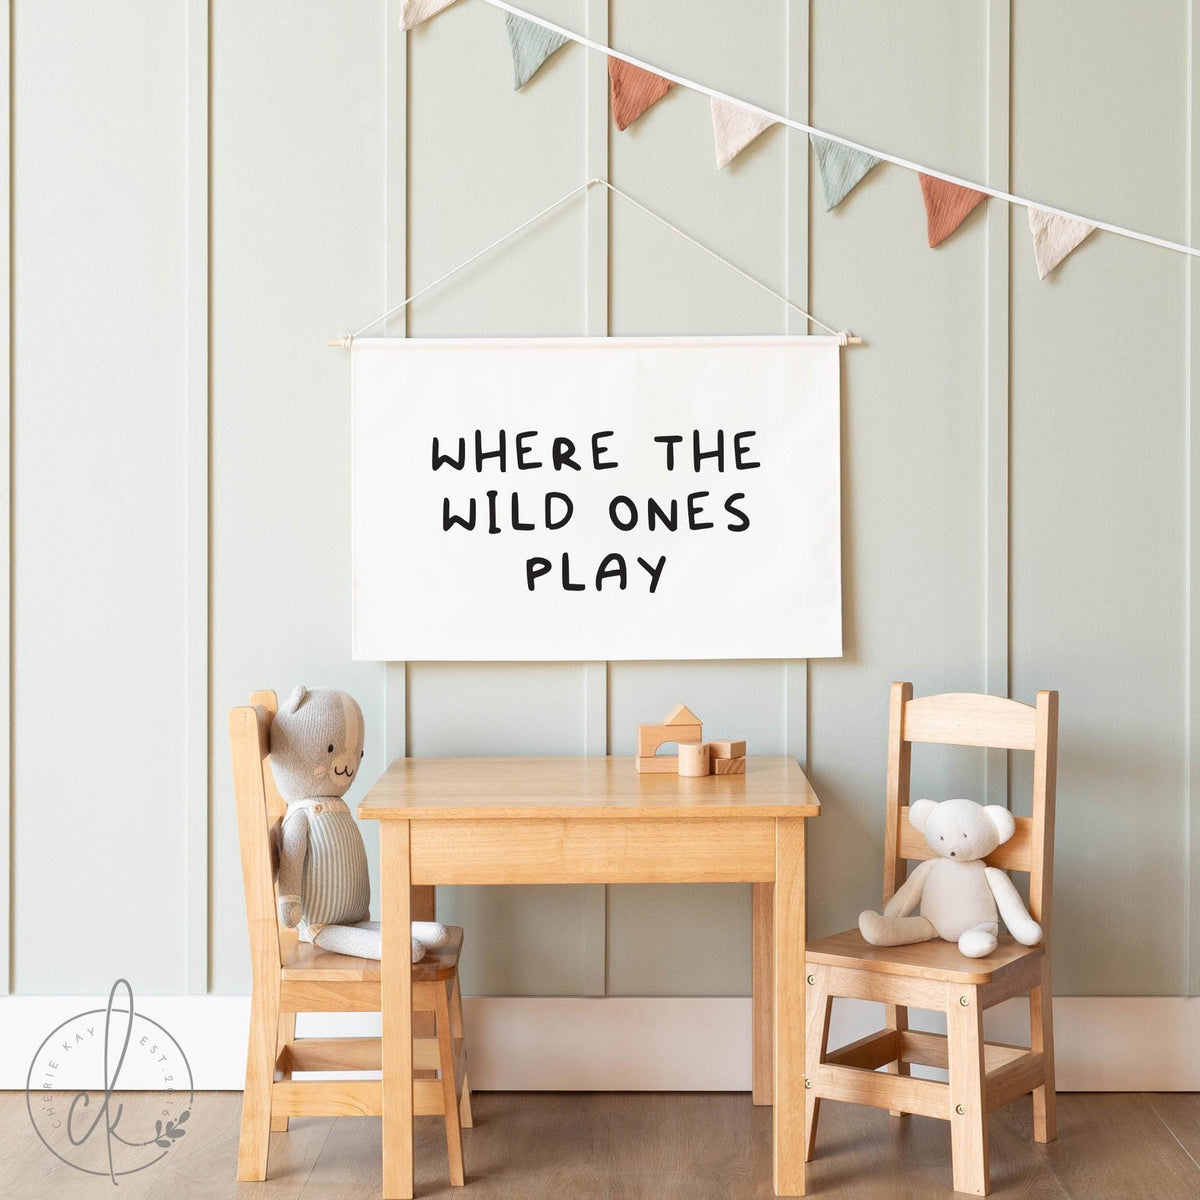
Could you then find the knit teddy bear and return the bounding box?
[858,797,1042,959]
[271,685,448,963]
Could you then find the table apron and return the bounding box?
[408,816,777,885]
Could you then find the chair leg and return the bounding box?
[435,979,466,1186]
[804,963,832,1163]
[271,1012,297,1132]
[1030,956,1057,1143]
[236,983,279,1182]
[947,983,989,1196]
[450,975,473,1128]
[884,1003,910,1117]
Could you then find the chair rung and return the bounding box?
[285,1037,381,1073]
[272,1080,381,1118]
[824,1029,898,1071]
[986,1051,1045,1112]
[814,1064,950,1121]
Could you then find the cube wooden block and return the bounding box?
[708,739,746,760]
[637,722,702,758]
[711,755,747,775]
[635,755,678,774]
[678,742,711,777]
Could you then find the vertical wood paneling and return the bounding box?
[185,0,211,995]
[984,0,1011,809]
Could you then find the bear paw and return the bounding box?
[958,927,999,958]
[858,910,887,944]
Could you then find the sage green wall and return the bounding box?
[5,0,1197,1000]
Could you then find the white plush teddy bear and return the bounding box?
[858,797,1042,959]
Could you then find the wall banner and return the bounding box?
[351,336,842,661]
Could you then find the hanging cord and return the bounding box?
[478,0,1200,262]
[332,178,853,346]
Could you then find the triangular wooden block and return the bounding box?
[609,58,673,131]
[662,703,701,726]
[919,174,987,248]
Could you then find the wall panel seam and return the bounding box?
[186,0,210,995]
[783,0,810,770]
[984,0,1012,808]
[1186,0,1199,995]
[1,0,11,995]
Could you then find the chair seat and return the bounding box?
[806,927,1043,984]
[280,925,464,982]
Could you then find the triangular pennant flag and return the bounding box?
[1027,207,1095,279]
[710,98,775,169]
[810,136,881,210]
[400,0,457,32]
[608,59,673,131]
[504,13,569,89]
[919,175,987,247]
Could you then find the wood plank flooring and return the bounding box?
[0,1090,1196,1199]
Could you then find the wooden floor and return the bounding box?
[2,1090,1198,1199]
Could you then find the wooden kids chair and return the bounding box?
[804,683,1058,1196]
[231,690,472,1185]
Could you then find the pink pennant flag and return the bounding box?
[710,97,775,169]
[400,0,457,32]
[919,175,987,247]
[609,59,673,131]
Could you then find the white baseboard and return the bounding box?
[3,994,1197,1092]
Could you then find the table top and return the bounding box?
[357,755,820,821]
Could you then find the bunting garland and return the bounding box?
[608,59,673,131]
[710,98,775,169]
[400,0,457,32]
[393,0,1200,279]
[1028,207,1095,279]
[504,13,568,88]
[810,137,881,210]
[919,175,987,248]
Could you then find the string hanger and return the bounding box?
[480,0,1200,262]
[330,178,860,348]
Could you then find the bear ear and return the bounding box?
[983,804,1017,844]
[908,799,937,832]
[282,685,308,715]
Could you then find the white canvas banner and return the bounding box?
[351,336,842,661]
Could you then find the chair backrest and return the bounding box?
[882,682,1059,927]
[229,690,298,973]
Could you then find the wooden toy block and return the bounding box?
[635,755,678,774]
[708,739,746,760]
[678,742,711,777]
[637,722,702,758]
[662,703,702,727]
[711,755,747,775]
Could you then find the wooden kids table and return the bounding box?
[358,754,821,1198]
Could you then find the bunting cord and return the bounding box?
[337,177,848,344]
[478,0,1200,262]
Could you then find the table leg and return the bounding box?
[381,821,414,1200]
[773,818,806,1196]
[752,882,774,1105]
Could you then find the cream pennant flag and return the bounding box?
[505,13,569,89]
[710,98,775,169]
[1028,207,1095,279]
[809,136,881,209]
[400,0,457,32]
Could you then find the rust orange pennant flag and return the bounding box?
[919,175,987,247]
[609,58,673,131]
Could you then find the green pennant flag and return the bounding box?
[810,136,881,210]
[505,13,569,90]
